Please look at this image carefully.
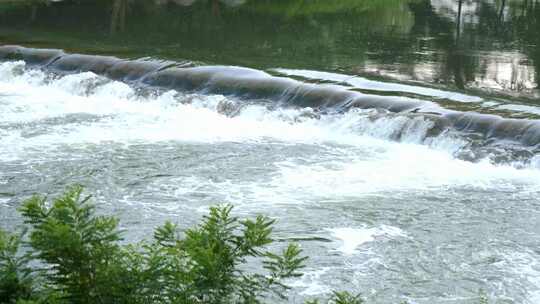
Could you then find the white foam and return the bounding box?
[329,227,377,255]
[271,147,540,199]
[328,226,407,255]
[288,267,332,295]
[498,250,540,304]
[0,63,465,158]
[1,63,539,189]
[531,156,540,169]
[0,62,467,150]
[0,61,24,81]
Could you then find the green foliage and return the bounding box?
[0,229,34,303]
[5,186,316,304]
[19,185,123,304]
[306,292,364,304]
[128,205,308,303]
[1,186,497,304]
[478,289,489,304]
[329,292,364,304]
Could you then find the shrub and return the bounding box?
[1,185,324,304]
[0,228,34,303]
[306,292,364,304]
[19,186,123,303]
[0,186,495,304]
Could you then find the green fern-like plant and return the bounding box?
[18,185,124,304]
[13,186,310,304]
[137,205,308,303]
[0,228,35,303]
[306,291,364,304]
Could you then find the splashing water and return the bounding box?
[1,61,540,304]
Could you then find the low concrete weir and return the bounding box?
[446,112,540,146]
[1,45,539,148]
[50,54,122,74]
[347,95,427,113]
[0,45,437,113]
[0,45,65,66]
[106,61,175,82]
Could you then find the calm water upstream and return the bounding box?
[1,0,540,303]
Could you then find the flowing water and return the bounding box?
[1,1,540,303]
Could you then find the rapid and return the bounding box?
[1,46,540,303]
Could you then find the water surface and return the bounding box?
[1,1,540,303]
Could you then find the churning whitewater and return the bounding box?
[1,54,540,303]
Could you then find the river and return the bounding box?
[1,1,540,303]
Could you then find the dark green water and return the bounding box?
[1,0,539,102]
[2,1,540,303]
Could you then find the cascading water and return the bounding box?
[2,50,540,304]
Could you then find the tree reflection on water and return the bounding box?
[0,0,538,100]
